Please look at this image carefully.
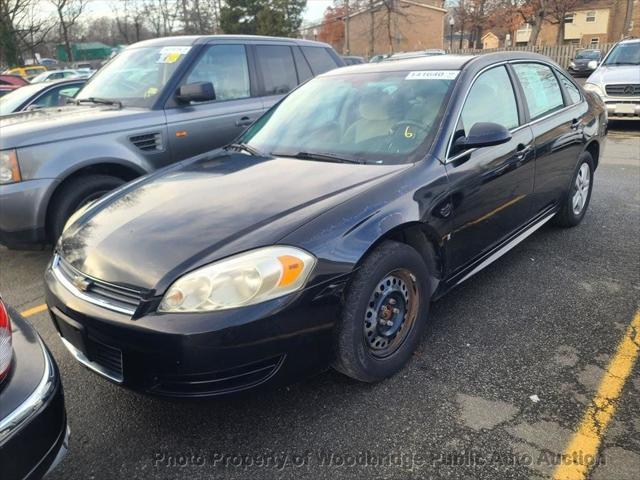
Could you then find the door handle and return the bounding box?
[235,116,253,127]
[515,144,532,160]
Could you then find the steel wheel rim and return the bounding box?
[363,269,419,358]
[572,163,590,216]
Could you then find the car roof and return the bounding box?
[131,34,334,49]
[618,38,640,44]
[324,51,561,76]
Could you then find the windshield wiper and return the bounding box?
[225,142,264,156]
[74,97,122,108]
[605,62,639,66]
[272,151,365,164]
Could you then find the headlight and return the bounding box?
[569,61,576,68]
[159,246,316,313]
[0,150,21,185]
[584,83,604,96]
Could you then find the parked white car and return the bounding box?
[584,38,640,120]
[30,70,81,83]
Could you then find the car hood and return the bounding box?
[572,58,592,66]
[0,105,157,149]
[587,65,640,85]
[58,152,408,292]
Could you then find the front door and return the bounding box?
[445,65,536,274]
[165,44,265,161]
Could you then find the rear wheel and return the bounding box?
[333,241,431,382]
[48,174,125,243]
[554,152,594,227]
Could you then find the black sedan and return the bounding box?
[0,78,85,116]
[0,298,68,479]
[567,48,602,76]
[45,52,606,398]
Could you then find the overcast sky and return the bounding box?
[39,0,333,24]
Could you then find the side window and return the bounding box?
[32,85,72,108]
[185,44,250,102]
[513,63,564,119]
[255,45,297,95]
[557,72,581,104]
[292,47,313,83]
[461,66,519,132]
[301,46,338,75]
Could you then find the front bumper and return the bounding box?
[0,309,68,480]
[45,264,347,398]
[0,179,56,248]
[599,95,640,119]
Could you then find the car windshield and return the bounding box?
[603,42,640,66]
[30,72,51,83]
[0,83,48,115]
[240,70,456,165]
[575,50,600,60]
[75,45,190,108]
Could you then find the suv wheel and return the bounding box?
[48,174,125,243]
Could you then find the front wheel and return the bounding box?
[333,241,431,382]
[48,174,126,243]
[554,152,594,227]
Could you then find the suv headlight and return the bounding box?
[584,83,604,96]
[0,150,21,185]
[159,246,316,313]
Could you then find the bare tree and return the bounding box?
[547,0,584,45]
[144,0,180,37]
[50,0,88,62]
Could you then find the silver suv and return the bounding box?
[584,38,640,120]
[0,35,344,249]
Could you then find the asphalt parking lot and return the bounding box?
[1,122,639,480]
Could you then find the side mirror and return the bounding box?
[587,60,598,70]
[25,104,44,112]
[176,82,216,103]
[454,122,511,150]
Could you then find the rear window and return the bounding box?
[513,63,564,120]
[301,47,338,75]
[255,45,297,95]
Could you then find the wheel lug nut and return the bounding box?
[389,298,396,306]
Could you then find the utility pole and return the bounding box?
[622,0,634,38]
[344,0,350,55]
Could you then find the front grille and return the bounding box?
[130,132,163,151]
[152,356,285,397]
[87,336,123,378]
[605,84,640,96]
[54,255,143,315]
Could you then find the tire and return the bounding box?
[554,152,594,228]
[333,241,431,382]
[48,174,125,242]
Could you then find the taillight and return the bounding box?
[0,300,12,381]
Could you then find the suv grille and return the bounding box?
[605,84,640,96]
[53,255,143,315]
[130,132,163,151]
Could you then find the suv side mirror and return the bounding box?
[587,60,598,70]
[454,122,511,150]
[176,82,216,103]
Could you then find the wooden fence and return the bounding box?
[445,43,616,69]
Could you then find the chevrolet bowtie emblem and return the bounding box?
[73,274,91,292]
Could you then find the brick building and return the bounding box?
[345,0,447,57]
[515,0,639,46]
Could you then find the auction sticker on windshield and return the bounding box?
[405,71,460,80]
[157,46,191,64]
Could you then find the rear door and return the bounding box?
[445,65,536,274]
[511,62,586,214]
[164,43,264,161]
[254,44,307,110]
